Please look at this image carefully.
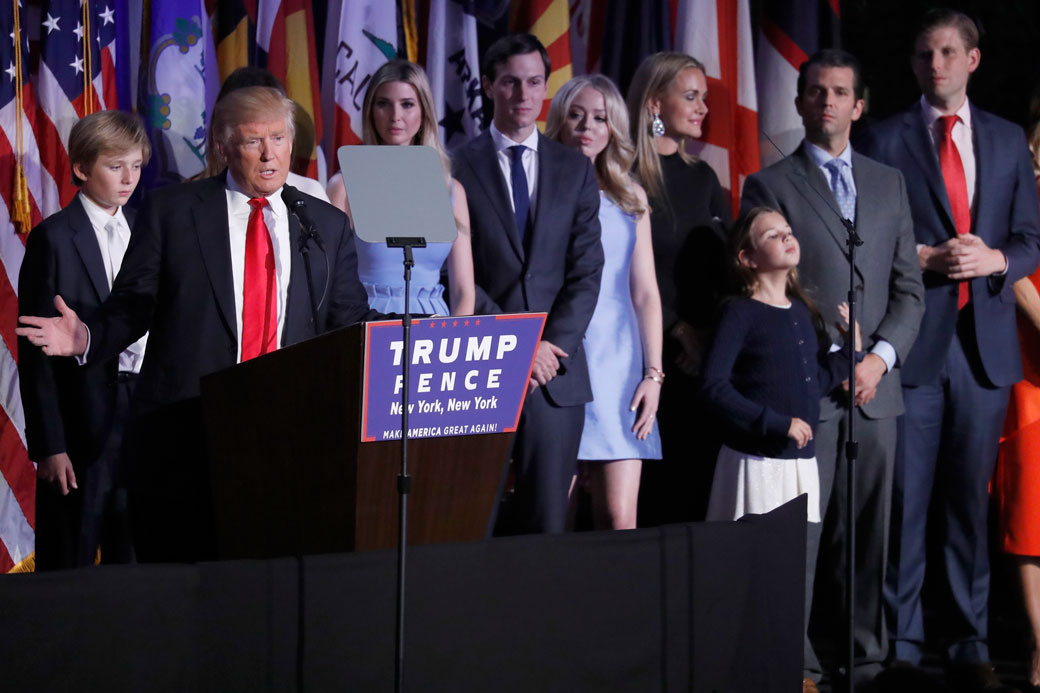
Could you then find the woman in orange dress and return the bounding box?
[995,110,1040,689]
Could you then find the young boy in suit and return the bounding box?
[18,110,150,569]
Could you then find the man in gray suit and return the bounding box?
[741,49,925,687]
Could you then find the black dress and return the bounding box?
[637,152,731,527]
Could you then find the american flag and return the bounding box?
[37,0,128,210]
[1,0,40,573]
[0,0,127,572]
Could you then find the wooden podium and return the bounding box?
[200,323,515,560]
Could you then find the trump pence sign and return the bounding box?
[361,313,546,442]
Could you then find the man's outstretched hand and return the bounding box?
[15,295,88,357]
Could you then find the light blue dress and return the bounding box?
[355,187,454,315]
[578,194,662,461]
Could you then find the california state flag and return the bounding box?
[674,0,760,215]
[320,1,398,174]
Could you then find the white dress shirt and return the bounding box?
[489,121,540,219]
[78,192,147,374]
[225,173,292,363]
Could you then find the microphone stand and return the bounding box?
[287,197,325,329]
[760,129,863,693]
[387,235,426,693]
[841,216,863,693]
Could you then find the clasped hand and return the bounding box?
[528,340,568,393]
[836,302,883,406]
[919,234,1006,279]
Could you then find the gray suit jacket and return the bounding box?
[741,143,925,420]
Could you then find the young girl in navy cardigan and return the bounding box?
[702,207,859,523]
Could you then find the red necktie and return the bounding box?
[242,197,277,360]
[938,115,971,310]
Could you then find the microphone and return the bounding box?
[281,184,329,319]
[282,186,326,252]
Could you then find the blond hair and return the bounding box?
[361,59,450,180]
[211,86,295,162]
[626,52,706,202]
[68,110,151,186]
[546,75,645,216]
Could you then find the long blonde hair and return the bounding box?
[626,52,706,203]
[545,75,645,216]
[361,59,450,180]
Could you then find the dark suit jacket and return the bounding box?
[857,104,1040,387]
[18,196,135,467]
[451,131,603,407]
[741,143,925,420]
[84,175,376,413]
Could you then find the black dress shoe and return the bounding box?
[945,661,1020,693]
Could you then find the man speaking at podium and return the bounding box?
[17,87,377,562]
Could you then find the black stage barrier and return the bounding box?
[1,497,805,692]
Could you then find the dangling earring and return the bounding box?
[651,111,665,138]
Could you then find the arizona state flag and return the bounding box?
[509,0,572,128]
[257,0,324,180]
[211,0,255,83]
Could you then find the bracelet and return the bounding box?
[644,372,664,384]
[645,366,665,380]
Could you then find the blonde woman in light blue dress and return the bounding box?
[547,75,663,530]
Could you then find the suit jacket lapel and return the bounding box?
[900,107,957,235]
[530,134,556,261]
[284,189,315,344]
[469,132,525,262]
[969,104,990,237]
[193,177,238,341]
[68,196,111,301]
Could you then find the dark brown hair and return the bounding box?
[730,207,830,353]
[915,8,980,51]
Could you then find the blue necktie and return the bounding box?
[509,145,530,244]
[824,158,856,224]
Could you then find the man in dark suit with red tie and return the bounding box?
[18,87,376,562]
[858,9,1040,688]
[452,34,602,535]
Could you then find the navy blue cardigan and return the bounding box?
[700,297,850,459]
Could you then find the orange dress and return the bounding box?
[995,269,1040,556]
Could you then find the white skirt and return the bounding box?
[705,444,821,523]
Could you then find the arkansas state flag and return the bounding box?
[320,1,397,174]
[674,0,759,215]
[427,0,484,152]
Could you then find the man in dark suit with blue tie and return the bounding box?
[858,9,1040,689]
[452,34,603,535]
